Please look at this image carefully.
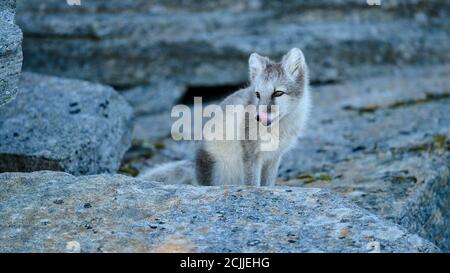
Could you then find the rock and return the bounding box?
[132,111,173,142]
[122,81,185,116]
[122,82,185,143]
[130,65,450,250]
[0,0,16,23]
[280,65,450,174]
[0,0,22,106]
[16,0,450,87]
[0,171,438,253]
[281,153,450,251]
[279,65,450,251]
[0,72,133,175]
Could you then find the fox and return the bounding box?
[139,48,311,186]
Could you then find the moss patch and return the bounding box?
[296,173,333,184]
[154,142,166,149]
[118,165,140,177]
[433,134,449,151]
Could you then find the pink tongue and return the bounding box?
[259,112,271,125]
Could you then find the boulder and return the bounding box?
[0,171,438,253]
[16,0,450,88]
[0,72,133,175]
[0,0,22,106]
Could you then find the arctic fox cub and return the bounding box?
[140,48,311,186]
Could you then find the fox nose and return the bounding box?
[256,112,272,126]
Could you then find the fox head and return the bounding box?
[248,48,309,126]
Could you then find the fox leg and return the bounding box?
[243,156,262,186]
[261,155,281,186]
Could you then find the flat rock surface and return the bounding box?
[127,65,450,250]
[0,171,439,253]
[16,0,450,87]
[0,0,22,106]
[0,72,133,175]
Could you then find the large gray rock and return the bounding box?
[129,65,450,250]
[0,171,438,253]
[0,72,133,175]
[0,0,22,106]
[277,65,450,250]
[16,0,450,88]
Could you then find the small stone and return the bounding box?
[247,240,261,247]
[367,241,381,253]
[339,228,350,239]
[66,241,81,253]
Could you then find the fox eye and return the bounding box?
[255,92,260,99]
[272,91,285,98]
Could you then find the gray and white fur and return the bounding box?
[140,48,311,186]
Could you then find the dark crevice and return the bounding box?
[310,79,340,87]
[0,154,64,173]
[179,80,339,104]
[24,33,101,41]
[118,79,339,101]
[112,84,137,91]
[180,83,247,104]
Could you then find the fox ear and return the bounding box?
[282,48,306,81]
[248,53,268,81]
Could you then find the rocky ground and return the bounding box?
[0,1,448,252]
